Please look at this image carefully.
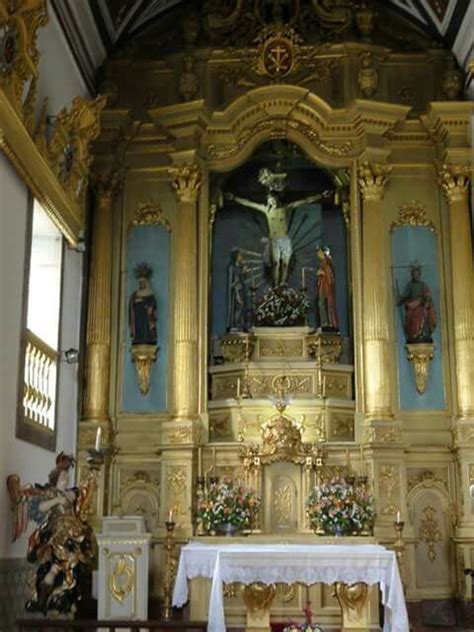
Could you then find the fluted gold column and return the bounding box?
[438,164,474,420]
[358,162,393,421]
[168,163,202,419]
[83,173,122,421]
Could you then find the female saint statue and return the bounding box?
[226,249,250,331]
[316,245,339,331]
[129,262,158,345]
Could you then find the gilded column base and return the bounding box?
[363,420,403,445]
[242,582,276,632]
[334,582,371,631]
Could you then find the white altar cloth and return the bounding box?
[172,542,409,632]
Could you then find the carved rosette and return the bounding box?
[357,161,392,201]
[405,342,434,395]
[131,344,158,395]
[437,163,471,203]
[169,163,202,203]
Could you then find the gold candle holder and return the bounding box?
[163,519,176,621]
[394,520,406,592]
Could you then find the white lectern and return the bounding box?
[97,516,151,621]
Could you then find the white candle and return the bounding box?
[168,509,173,522]
[396,510,401,523]
[94,427,102,451]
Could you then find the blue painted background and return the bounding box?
[391,226,445,410]
[122,225,170,412]
[211,203,348,337]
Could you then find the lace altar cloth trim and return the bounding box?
[172,542,409,632]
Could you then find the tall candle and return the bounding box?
[302,268,306,289]
[94,427,102,451]
[237,378,241,399]
[212,447,217,476]
[396,510,401,523]
[168,508,173,523]
[322,376,327,398]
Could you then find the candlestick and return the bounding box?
[94,427,101,451]
[198,446,202,478]
[163,518,176,621]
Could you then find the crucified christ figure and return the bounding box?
[225,189,332,286]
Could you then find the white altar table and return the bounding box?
[172,542,409,632]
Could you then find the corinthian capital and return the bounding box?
[358,162,392,202]
[437,163,471,203]
[169,163,202,203]
[91,168,125,203]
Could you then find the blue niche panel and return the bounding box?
[391,226,445,410]
[122,225,170,412]
[211,204,348,337]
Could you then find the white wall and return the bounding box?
[0,6,89,559]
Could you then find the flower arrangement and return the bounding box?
[283,602,323,632]
[196,478,260,533]
[306,478,375,536]
[254,284,309,327]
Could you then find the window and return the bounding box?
[17,199,63,449]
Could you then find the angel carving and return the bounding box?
[6,450,103,616]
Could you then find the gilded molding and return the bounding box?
[364,426,401,444]
[0,0,47,112]
[419,505,442,563]
[357,161,392,201]
[169,163,202,202]
[437,163,471,203]
[109,554,135,603]
[132,199,171,230]
[405,342,434,395]
[379,465,399,516]
[390,201,435,232]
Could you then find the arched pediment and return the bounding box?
[153,85,410,171]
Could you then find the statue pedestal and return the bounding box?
[97,516,151,621]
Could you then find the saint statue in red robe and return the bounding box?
[316,245,339,331]
[398,265,436,343]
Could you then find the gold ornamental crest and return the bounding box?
[256,27,302,78]
[262,36,294,77]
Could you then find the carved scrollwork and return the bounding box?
[391,201,436,232]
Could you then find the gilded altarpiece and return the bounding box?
[82,0,474,626]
